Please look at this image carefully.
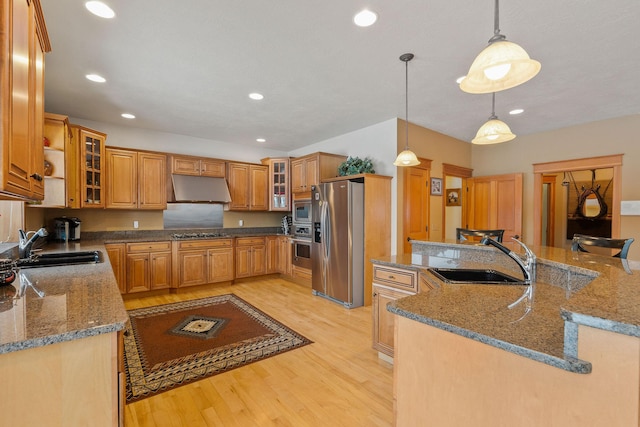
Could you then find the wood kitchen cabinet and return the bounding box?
[290,152,346,194]
[125,241,172,293]
[68,125,107,208]
[262,157,290,211]
[266,235,279,274]
[173,238,234,287]
[105,147,167,209]
[105,242,126,294]
[227,162,268,211]
[279,235,293,276]
[0,0,50,201]
[372,264,418,358]
[235,236,266,278]
[171,155,225,177]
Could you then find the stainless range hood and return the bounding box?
[171,174,232,203]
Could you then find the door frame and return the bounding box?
[542,175,556,246]
[532,154,623,246]
[442,163,473,240]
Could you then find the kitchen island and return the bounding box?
[378,241,640,426]
[0,241,128,427]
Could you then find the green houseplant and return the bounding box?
[337,156,375,176]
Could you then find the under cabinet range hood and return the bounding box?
[171,174,232,203]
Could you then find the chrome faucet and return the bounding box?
[480,236,536,285]
[18,228,48,259]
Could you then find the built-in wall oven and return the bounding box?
[293,199,312,224]
[292,238,312,269]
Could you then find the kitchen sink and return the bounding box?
[16,250,103,269]
[428,268,525,285]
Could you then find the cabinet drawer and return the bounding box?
[236,237,265,246]
[176,238,233,250]
[126,241,171,253]
[373,265,418,293]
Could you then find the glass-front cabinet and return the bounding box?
[262,157,290,211]
[77,127,106,208]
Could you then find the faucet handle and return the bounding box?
[511,237,536,261]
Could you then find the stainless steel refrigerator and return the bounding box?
[311,180,364,308]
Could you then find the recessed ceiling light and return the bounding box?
[256,138,266,143]
[249,93,264,100]
[85,1,115,19]
[509,108,524,115]
[85,74,106,83]
[456,76,466,84]
[121,113,135,119]
[354,9,377,27]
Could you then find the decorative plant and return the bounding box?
[337,156,376,176]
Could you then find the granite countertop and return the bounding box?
[378,241,640,374]
[0,241,128,355]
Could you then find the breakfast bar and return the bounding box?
[377,241,640,426]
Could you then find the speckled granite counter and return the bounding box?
[0,240,128,354]
[378,241,640,373]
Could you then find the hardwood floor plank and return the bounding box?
[124,278,393,426]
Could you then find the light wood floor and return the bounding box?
[123,277,394,427]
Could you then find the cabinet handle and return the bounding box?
[373,292,377,297]
[30,173,43,182]
[388,275,395,279]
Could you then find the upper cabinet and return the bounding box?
[171,155,225,177]
[40,113,71,207]
[0,0,51,201]
[290,152,346,194]
[262,157,290,211]
[70,125,107,208]
[227,162,268,211]
[106,148,166,210]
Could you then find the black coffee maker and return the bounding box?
[53,217,82,241]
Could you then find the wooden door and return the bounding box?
[235,245,252,278]
[403,167,430,253]
[177,250,208,287]
[372,285,406,357]
[304,157,318,190]
[138,152,166,209]
[466,173,523,241]
[200,159,225,177]
[265,236,279,274]
[79,129,106,208]
[171,156,200,175]
[249,164,268,210]
[126,253,150,293]
[106,148,137,209]
[105,243,126,294]
[227,162,250,210]
[31,15,46,199]
[290,159,305,192]
[149,252,171,290]
[208,248,234,283]
[251,244,267,276]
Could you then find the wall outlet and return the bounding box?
[239,220,244,227]
[133,220,139,229]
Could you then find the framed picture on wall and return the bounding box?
[430,177,442,196]
[446,188,461,206]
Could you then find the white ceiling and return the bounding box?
[41,0,640,152]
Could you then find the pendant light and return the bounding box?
[460,0,541,94]
[472,92,515,144]
[394,53,420,167]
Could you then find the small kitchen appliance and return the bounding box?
[53,217,82,241]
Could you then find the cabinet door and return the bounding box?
[250,164,268,211]
[80,129,106,208]
[177,250,208,287]
[126,253,150,293]
[105,243,126,294]
[304,157,319,189]
[372,285,406,357]
[172,157,200,175]
[208,248,234,283]
[227,163,250,210]
[106,148,137,209]
[150,251,171,289]
[266,158,290,211]
[235,246,252,278]
[266,236,279,274]
[290,159,305,193]
[251,244,267,276]
[200,159,226,177]
[31,16,46,199]
[138,152,166,209]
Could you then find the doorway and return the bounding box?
[401,158,432,254]
[442,163,473,241]
[541,175,556,246]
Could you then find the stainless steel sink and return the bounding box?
[16,250,103,269]
[428,268,525,285]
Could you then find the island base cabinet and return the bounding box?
[0,332,119,427]
[394,317,640,427]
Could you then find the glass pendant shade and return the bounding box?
[394,149,420,166]
[472,117,516,145]
[460,40,541,94]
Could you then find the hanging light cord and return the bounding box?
[489,92,498,120]
[405,57,409,150]
[489,0,506,44]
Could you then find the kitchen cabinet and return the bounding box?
[125,241,172,293]
[371,264,418,358]
[266,235,279,274]
[291,265,312,286]
[105,147,167,209]
[279,235,293,276]
[262,157,290,211]
[0,0,50,201]
[235,236,266,278]
[173,238,234,287]
[290,152,346,194]
[171,155,225,177]
[227,162,268,211]
[70,125,107,208]
[105,242,126,294]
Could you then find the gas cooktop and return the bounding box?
[171,232,230,240]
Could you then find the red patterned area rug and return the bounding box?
[124,293,312,403]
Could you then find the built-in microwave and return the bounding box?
[293,199,312,224]
[292,238,312,269]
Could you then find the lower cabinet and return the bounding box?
[278,235,292,275]
[125,241,172,293]
[235,236,266,278]
[372,264,418,358]
[266,235,279,274]
[174,238,234,287]
[105,243,126,294]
